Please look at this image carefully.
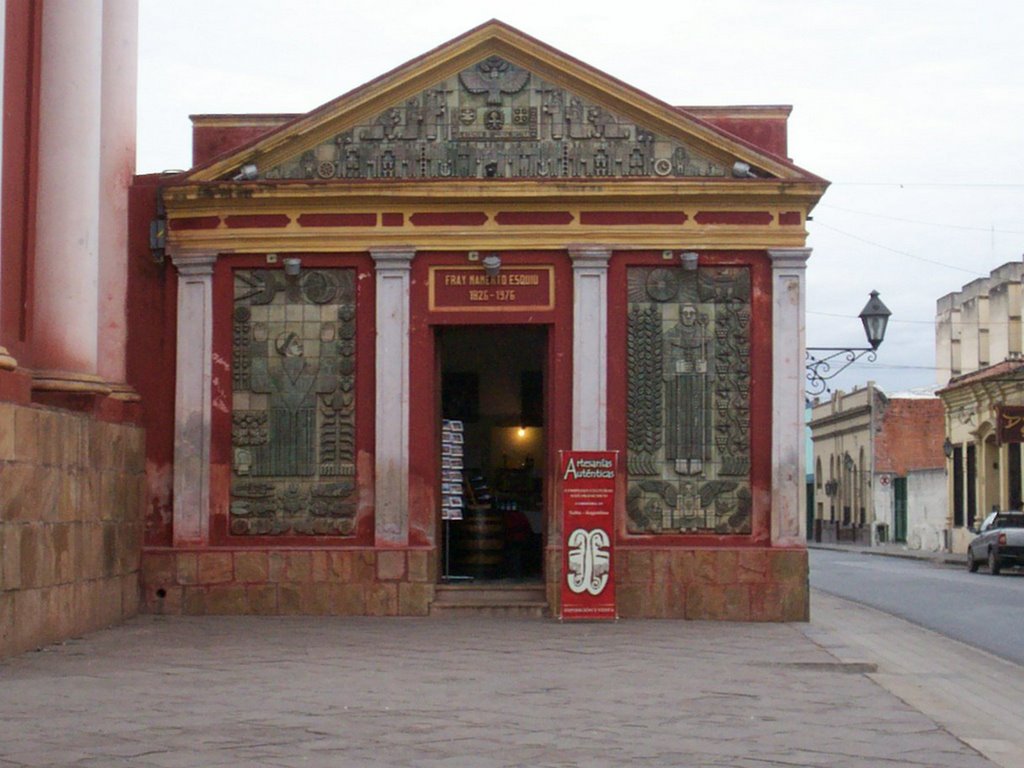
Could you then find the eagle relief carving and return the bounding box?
[260,57,727,181]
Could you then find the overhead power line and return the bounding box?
[818,203,1024,235]
[808,309,1021,327]
[810,222,986,276]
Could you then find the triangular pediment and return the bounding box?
[189,20,821,185]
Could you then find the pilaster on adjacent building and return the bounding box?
[569,245,611,451]
[170,250,217,546]
[371,247,416,545]
[769,248,811,546]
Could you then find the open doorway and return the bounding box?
[437,325,546,583]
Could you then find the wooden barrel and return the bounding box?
[453,507,505,579]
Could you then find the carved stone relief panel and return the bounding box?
[626,266,752,534]
[230,268,357,536]
[260,56,728,181]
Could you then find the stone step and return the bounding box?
[428,601,549,618]
[433,583,546,605]
[430,583,548,617]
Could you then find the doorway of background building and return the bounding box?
[437,325,546,583]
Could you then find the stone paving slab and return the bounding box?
[0,613,993,767]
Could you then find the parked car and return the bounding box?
[967,511,1024,574]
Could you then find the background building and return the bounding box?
[937,260,1024,553]
[809,383,945,549]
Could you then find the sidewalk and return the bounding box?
[0,597,1009,767]
[809,540,965,567]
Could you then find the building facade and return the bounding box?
[809,384,945,549]
[937,260,1024,552]
[0,0,143,658]
[131,21,826,620]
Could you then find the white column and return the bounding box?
[371,247,415,545]
[769,248,811,546]
[32,0,104,376]
[170,251,216,546]
[569,246,611,450]
[97,0,138,394]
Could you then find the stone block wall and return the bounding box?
[614,547,808,621]
[140,548,437,616]
[0,403,146,658]
[140,545,805,621]
[544,545,807,621]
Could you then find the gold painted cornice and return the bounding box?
[165,227,811,254]
[162,175,824,254]
[164,179,827,207]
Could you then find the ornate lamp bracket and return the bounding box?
[805,290,890,398]
[805,347,878,397]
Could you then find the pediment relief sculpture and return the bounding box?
[260,57,731,182]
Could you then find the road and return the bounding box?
[809,547,1024,666]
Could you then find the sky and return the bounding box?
[137,0,1024,397]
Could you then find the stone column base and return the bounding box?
[30,370,140,422]
[0,346,16,371]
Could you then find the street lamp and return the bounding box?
[806,291,892,397]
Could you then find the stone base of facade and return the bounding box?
[0,367,31,405]
[140,548,439,616]
[141,545,807,622]
[614,547,808,621]
[0,403,146,658]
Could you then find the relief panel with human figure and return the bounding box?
[230,268,357,536]
[626,266,752,534]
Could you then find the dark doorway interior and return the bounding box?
[438,325,546,583]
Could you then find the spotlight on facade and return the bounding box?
[732,161,757,178]
[283,257,302,277]
[805,290,892,397]
[680,251,699,271]
[232,163,259,181]
[943,437,954,459]
[482,254,502,278]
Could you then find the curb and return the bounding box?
[808,543,964,567]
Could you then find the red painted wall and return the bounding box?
[127,173,177,544]
[607,251,774,547]
[1,0,42,366]
[686,107,790,159]
[191,116,295,167]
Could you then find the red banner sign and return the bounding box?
[560,451,617,621]
[997,405,1024,444]
[428,266,554,312]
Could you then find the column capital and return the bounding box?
[568,245,612,268]
[767,248,812,270]
[169,249,217,276]
[370,247,416,270]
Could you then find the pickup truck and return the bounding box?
[967,511,1024,574]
